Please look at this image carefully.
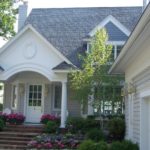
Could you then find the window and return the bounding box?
[87,42,123,61]
[54,84,62,109]
[12,85,18,109]
[28,85,42,107]
[111,45,123,60]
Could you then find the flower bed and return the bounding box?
[7,113,25,125]
[27,133,84,149]
[41,114,60,124]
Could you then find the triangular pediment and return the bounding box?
[89,15,131,38]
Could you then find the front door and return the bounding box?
[26,84,43,123]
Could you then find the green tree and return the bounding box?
[69,29,123,127]
[0,0,18,39]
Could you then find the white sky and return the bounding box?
[0,0,143,47]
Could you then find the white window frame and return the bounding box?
[106,41,125,60]
[87,41,124,60]
[11,83,18,110]
[53,83,62,111]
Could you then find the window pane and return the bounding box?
[34,93,37,99]
[117,45,123,57]
[54,85,61,109]
[37,100,41,106]
[109,46,115,61]
[38,86,42,92]
[29,93,33,99]
[34,86,37,92]
[38,93,41,99]
[33,100,36,106]
[29,100,32,106]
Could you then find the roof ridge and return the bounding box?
[31,6,142,10]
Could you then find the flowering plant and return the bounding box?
[27,134,82,149]
[40,114,60,124]
[7,113,25,125]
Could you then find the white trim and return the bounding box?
[53,70,74,73]
[89,15,131,37]
[106,41,125,45]
[0,24,73,65]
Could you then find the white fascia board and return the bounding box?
[89,15,131,37]
[0,24,73,66]
[106,41,125,45]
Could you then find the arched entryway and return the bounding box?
[3,71,67,125]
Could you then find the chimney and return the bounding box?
[18,1,28,31]
[143,0,150,11]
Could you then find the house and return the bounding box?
[0,2,142,128]
[109,2,150,150]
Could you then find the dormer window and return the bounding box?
[86,41,124,62]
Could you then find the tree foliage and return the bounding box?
[0,0,18,39]
[69,28,123,114]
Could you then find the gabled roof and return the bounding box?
[89,15,130,37]
[52,61,77,70]
[0,24,73,65]
[25,7,142,67]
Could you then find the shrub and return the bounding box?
[109,140,139,150]
[66,117,85,133]
[84,118,99,131]
[0,112,7,123]
[7,113,25,125]
[95,141,108,150]
[40,114,60,124]
[121,140,139,150]
[108,118,125,140]
[86,128,104,142]
[109,141,123,150]
[45,121,58,133]
[0,119,5,131]
[78,140,95,150]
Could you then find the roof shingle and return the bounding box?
[25,7,142,67]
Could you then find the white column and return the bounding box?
[60,81,67,128]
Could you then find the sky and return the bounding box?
[0,0,144,47]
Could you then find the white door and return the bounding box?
[26,84,43,123]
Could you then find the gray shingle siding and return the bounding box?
[105,22,128,41]
[25,7,142,67]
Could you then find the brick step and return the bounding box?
[3,127,43,133]
[0,144,27,149]
[0,131,38,137]
[0,136,32,141]
[0,139,28,145]
[6,124,44,128]
[0,125,43,149]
